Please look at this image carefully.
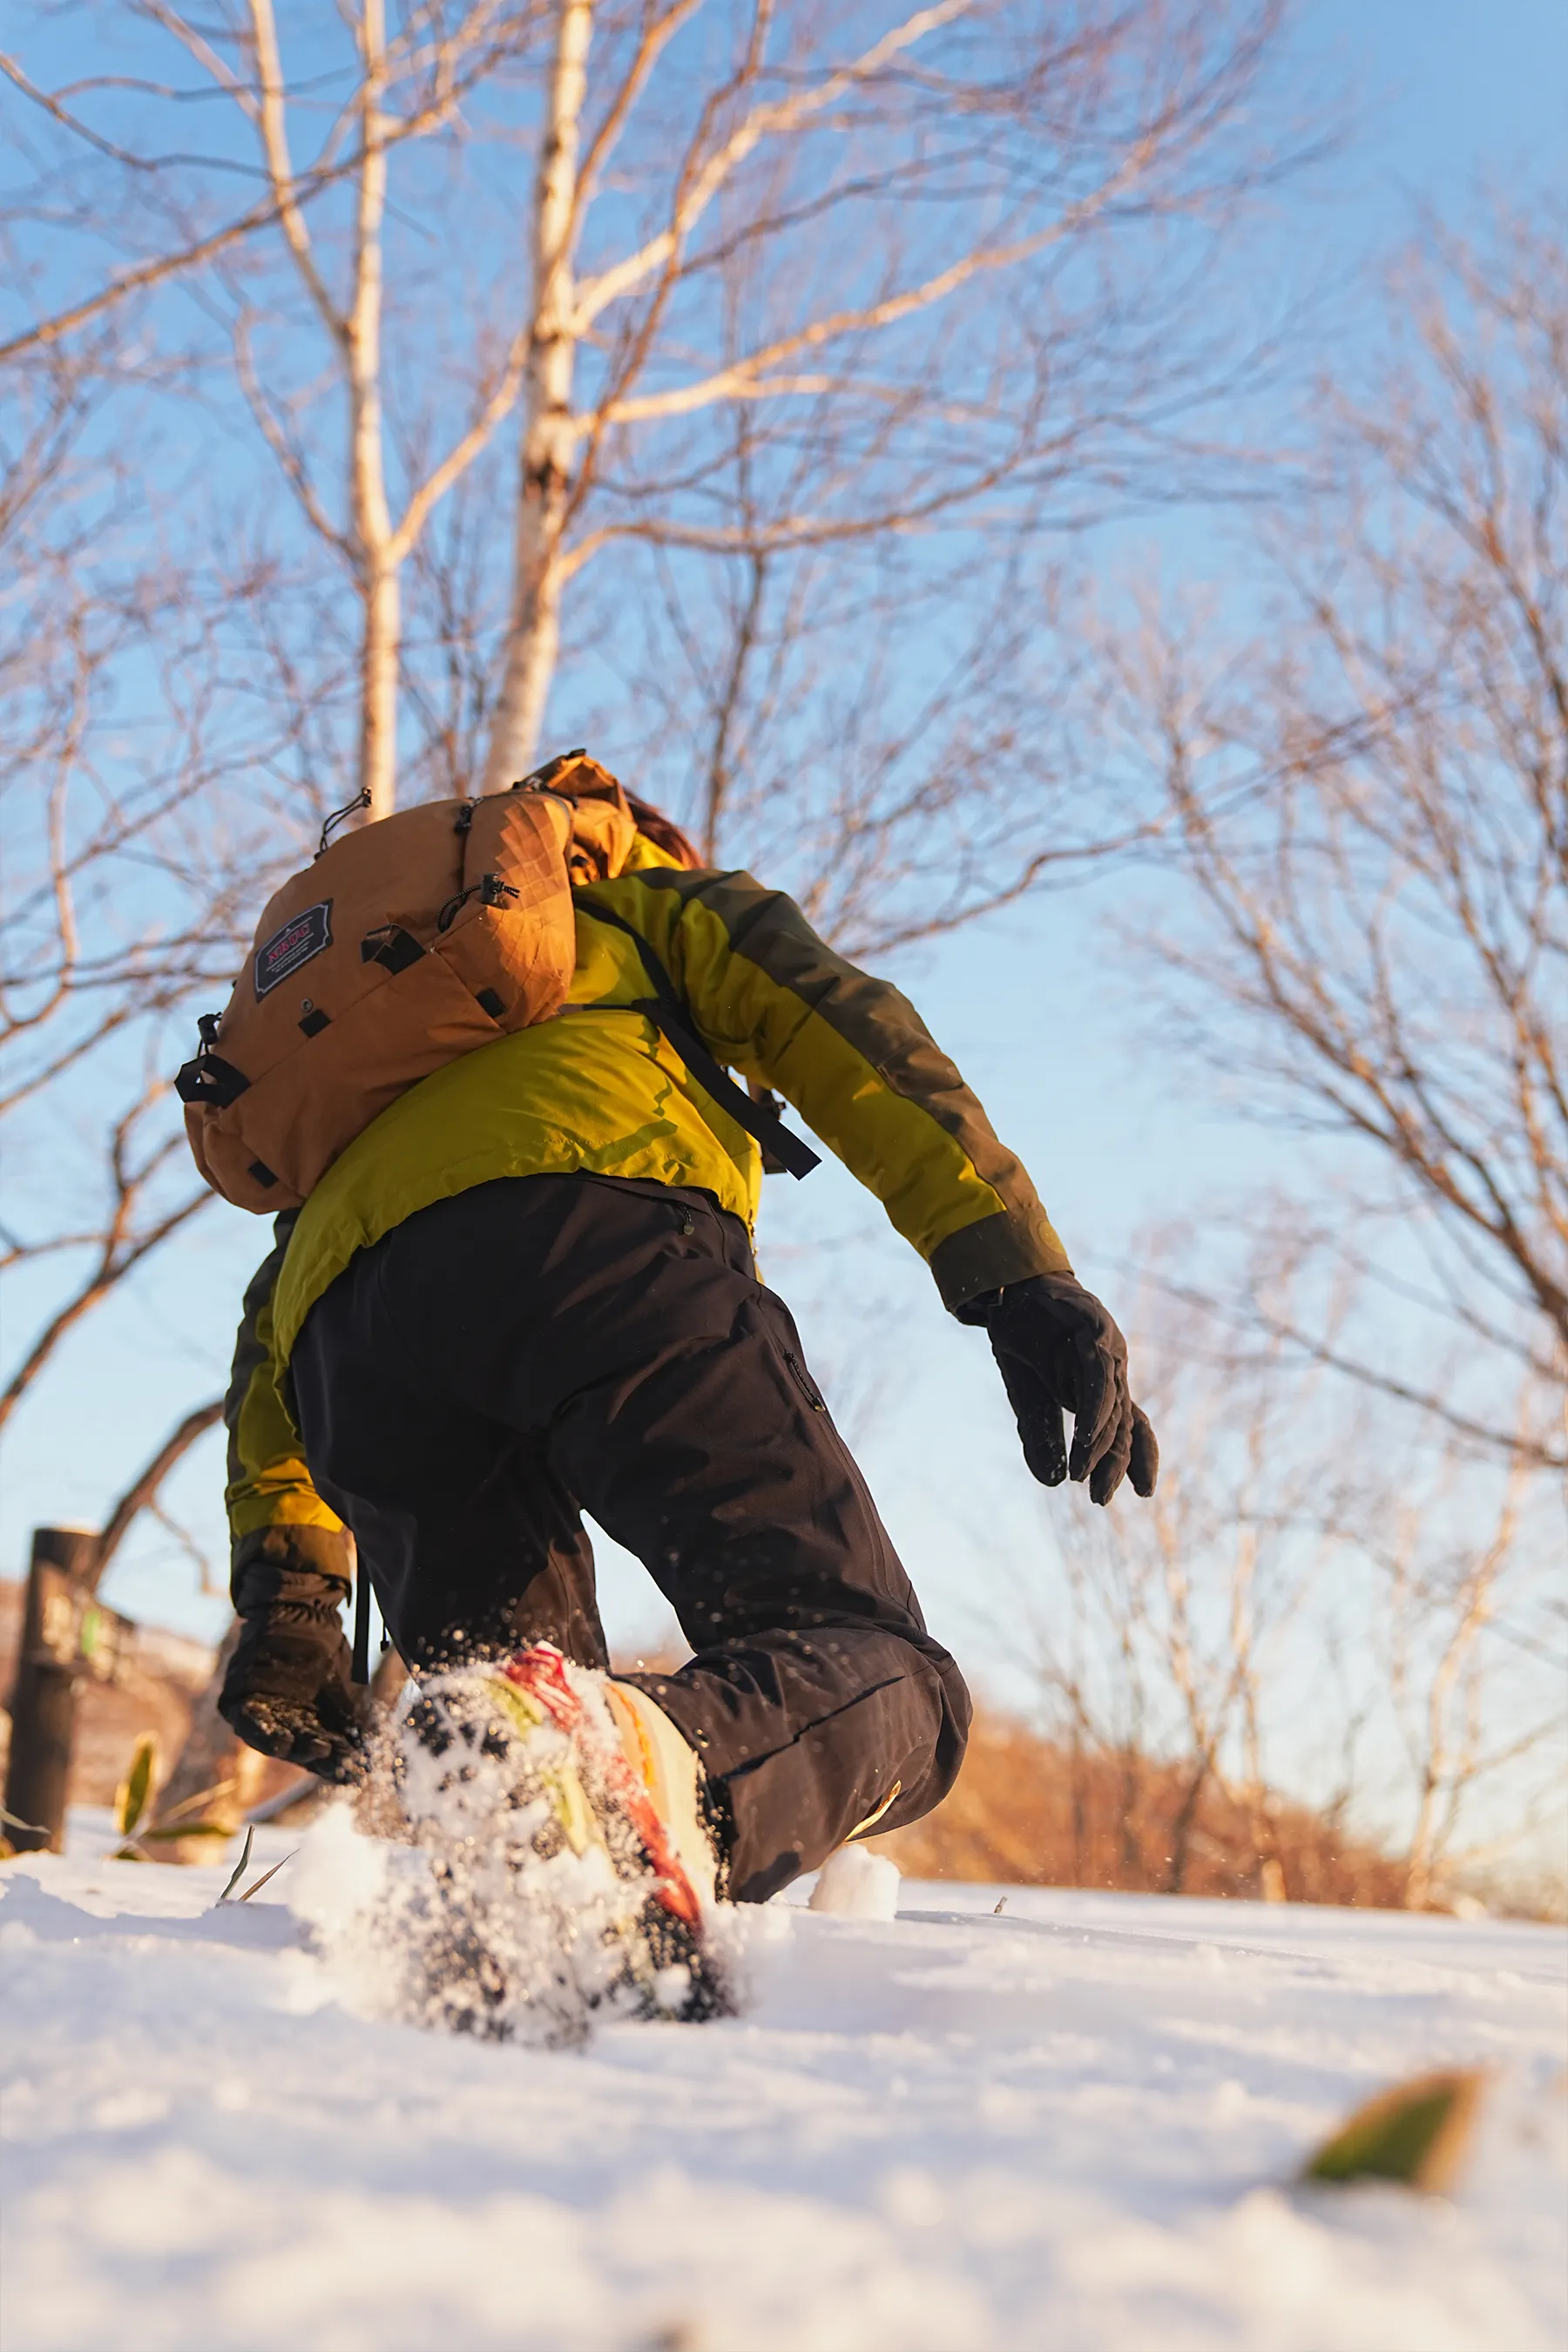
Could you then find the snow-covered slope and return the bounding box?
[2,1812,1563,2352]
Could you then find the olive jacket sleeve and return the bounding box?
[582,867,1071,1313]
[224,1210,350,1598]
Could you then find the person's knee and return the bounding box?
[899,1638,971,1821]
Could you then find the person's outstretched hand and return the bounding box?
[967,1271,1159,1506]
[219,1561,369,1783]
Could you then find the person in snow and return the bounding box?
[215,767,1157,1968]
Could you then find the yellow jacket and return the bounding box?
[224,839,1069,1556]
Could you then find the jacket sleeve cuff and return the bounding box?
[231,1522,354,1614]
[930,1208,1073,1315]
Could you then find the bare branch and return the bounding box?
[93,1399,225,1585]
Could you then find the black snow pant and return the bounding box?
[289,1173,970,1903]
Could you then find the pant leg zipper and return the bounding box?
[783,1350,828,1413]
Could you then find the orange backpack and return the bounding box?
[176,754,633,1213]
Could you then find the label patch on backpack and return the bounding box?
[255,902,332,997]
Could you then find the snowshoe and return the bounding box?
[395,1643,732,2042]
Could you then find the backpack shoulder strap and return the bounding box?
[581,901,820,1180]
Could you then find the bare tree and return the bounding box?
[0,370,303,1425]
[613,456,1159,954]
[1034,1265,1336,1896]
[6,0,1312,879]
[3,9,529,1424]
[92,1400,226,1587]
[1024,1244,1565,1908]
[0,328,201,1421]
[0,44,488,364]
[1106,201,1567,1456]
[1377,1432,1560,1909]
[0,12,549,1471]
[480,0,1304,849]
[96,1,549,821]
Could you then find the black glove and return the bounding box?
[219,1531,369,1784]
[963,1271,1159,1506]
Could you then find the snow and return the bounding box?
[807,1845,901,1920]
[2,1809,1564,2352]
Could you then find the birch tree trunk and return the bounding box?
[348,0,399,821]
[481,0,595,791]
[165,0,538,826]
[247,0,399,819]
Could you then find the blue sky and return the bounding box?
[3,0,1564,1751]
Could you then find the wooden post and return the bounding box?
[3,1526,98,1854]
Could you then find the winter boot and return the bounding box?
[397,1642,731,2040]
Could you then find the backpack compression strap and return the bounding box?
[580,902,821,1180]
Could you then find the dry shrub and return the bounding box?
[873,1709,1412,1909]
